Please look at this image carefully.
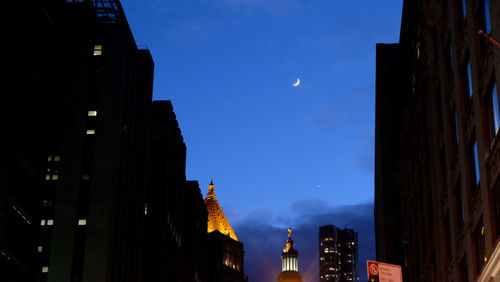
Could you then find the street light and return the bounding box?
[479,30,500,49]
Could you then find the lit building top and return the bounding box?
[204,180,238,241]
[277,228,302,282]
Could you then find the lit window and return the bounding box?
[38,246,43,253]
[93,45,102,56]
[42,266,49,273]
[86,129,95,135]
[144,203,148,215]
[47,219,54,226]
[491,84,499,136]
[88,110,97,117]
[47,156,53,162]
[40,220,46,226]
[54,155,61,162]
[82,175,90,180]
[78,219,87,226]
[51,174,58,180]
[45,175,51,181]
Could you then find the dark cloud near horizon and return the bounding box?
[234,201,375,282]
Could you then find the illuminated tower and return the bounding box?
[277,229,303,282]
[205,180,247,282]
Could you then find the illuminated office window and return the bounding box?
[38,246,43,253]
[47,219,54,226]
[93,45,102,56]
[86,129,95,135]
[45,175,51,181]
[40,220,46,226]
[51,174,58,180]
[88,110,97,116]
[54,155,61,162]
[82,174,90,180]
[42,266,49,273]
[78,219,87,226]
[47,156,53,162]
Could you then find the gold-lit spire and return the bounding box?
[205,180,238,241]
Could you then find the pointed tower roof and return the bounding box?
[205,181,238,241]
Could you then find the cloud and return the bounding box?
[233,200,375,282]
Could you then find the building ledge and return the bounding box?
[477,240,500,282]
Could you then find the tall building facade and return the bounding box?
[375,0,500,281]
[319,225,359,282]
[3,1,154,282]
[205,181,247,282]
[277,229,302,282]
[143,100,187,282]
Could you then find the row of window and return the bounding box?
[40,219,87,226]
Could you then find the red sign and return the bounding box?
[367,260,403,282]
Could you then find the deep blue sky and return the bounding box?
[122,0,403,281]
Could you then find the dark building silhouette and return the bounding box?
[375,0,500,281]
[277,229,302,282]
[205,181,247,282]
[182,181,208,282]
[374,43,405,268]
[3,1,153,282]
[319,225,359,282]
[143,101,187,282]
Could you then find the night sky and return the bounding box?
[121,0,403,281]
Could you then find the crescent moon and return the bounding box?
[293,78,300,87]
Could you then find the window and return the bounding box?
[47,219,54,226]
[93,45,102,56]
[462,0,467,18]
[47,156,53,162]
[453,110,460,144]
[483,0,491,34]
[42,266,49,273]
[491,84,500,138]
[82,174,90,180]
[472,139,480,185]
[88,110,97,117]
[37,246,43,253]
[40,219,46,226]
[449,43,454,71]
[86,129,95,135]
[51,174,58,180]
[78,219,87,226]
[465,58,473,98]
[54,155,61,162]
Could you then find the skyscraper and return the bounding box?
[319,225,359,282]
[205,181,247,282]
[277,229,302,282]
[375,0,500,281]
[2,1,154,282]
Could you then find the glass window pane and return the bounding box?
[462,0,467,19]
[467,61,473,97]
[485,0,491,33]
[474,141,480,184]
[492,84,499,135]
